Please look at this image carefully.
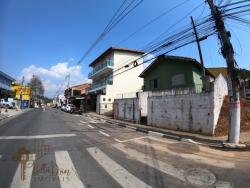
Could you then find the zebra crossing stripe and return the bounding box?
[10,154,36,188]
[55,151,85,188]
[87,147,152,188]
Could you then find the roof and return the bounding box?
[89,47,145,67]
[0,71,15,81]
[207,67,228,78]
[139,55,214,78]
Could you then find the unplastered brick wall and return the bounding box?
[147,74,228,135]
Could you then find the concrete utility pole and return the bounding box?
[207,0,241,144]
[191,16,206,91]
[20,76,24,110]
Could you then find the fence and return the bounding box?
[113,74,228,135]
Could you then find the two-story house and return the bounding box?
[88,47,144,115]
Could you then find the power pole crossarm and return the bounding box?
[206,0,241,144]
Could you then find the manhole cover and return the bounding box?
[184,168,216,187]
[167,143,200,154]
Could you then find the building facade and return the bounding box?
[139,55,214,92]
[88,47,144,115]
[0,71,15,99]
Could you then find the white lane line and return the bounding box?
[0,134,76,140]
[87,124,94,129]
[10,154,36,188]
[113,143,186,182]
[87,147,152,188]
[133,139,235,169]
[55,151,85,188]
[80,120,86,124]
[99,131,110,137]
[89,121,97,124]
[114,138,122,143]
[114,136,148,143]
[148,136,235,158]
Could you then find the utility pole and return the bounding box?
[191,16,206,91]
[207,0,241,144]
[20,76,24,110]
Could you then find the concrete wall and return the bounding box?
[96,94,114,115]
[147,74,228,135]
[114,98,140,123]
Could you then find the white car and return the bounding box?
[65,104,76,113]
[61,104,67,111]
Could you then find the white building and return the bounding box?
[88,47,144,115]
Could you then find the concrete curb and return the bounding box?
[85,113,225,147]
[85,113,250,150]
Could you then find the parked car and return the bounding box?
[66,104,82,114]
[61,104,67,111]
[66,104,75,113]
[70,107,83,115]
[0,99,15,109]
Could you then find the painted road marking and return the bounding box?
[87,124,94,129]
[55,151,85,188]
[99,131,110,137]
[113,143,232,186]
[113,143,186,182]
[10,154,35,188]
[87,147,152,188]
[148,136,235,158]
[114,136,148,143]
[0,134,76,140]
[133,139,235,169]
[80,120,86,124]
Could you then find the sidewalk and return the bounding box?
[0,108,29,121]
[85,112,250,149]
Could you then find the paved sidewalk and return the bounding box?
[85,112,250,149]
[0,108,29,121]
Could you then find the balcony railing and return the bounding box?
[88,60,113,78]
[88,79,113,92]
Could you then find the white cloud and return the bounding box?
[20,62,89,98]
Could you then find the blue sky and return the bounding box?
[0,0,249,97]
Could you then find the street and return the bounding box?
[0,108,249,188]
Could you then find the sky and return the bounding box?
[0,0,249,97]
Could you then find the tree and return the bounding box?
[237,68,250,87]
[28,75,45,107]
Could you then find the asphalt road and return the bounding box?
[0,108,249,188]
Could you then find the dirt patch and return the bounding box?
[214,97,250,136]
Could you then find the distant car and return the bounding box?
[65,104,76,113]
[61,104,67,111]
[0,99,15,109]
[70,107,83,115]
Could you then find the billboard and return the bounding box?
[12,85,31,101]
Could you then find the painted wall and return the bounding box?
[114,98,140,123]
[147,74,228,135]
[143,59,203,91]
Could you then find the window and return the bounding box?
[150,79,159,90]
[103,98,106,102]
[105,104,107,108]
[108,98,111,102]
[172,74,185,86]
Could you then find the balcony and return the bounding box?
[88,60,114,79]
[88,79,113,93]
